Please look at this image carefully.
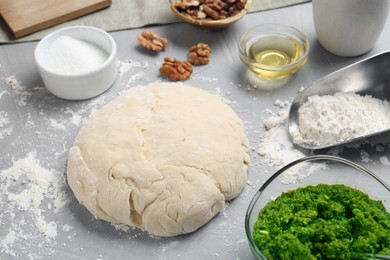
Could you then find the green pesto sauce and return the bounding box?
[253,184,390,260]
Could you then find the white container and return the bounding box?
[312,0,390,57]
[34,26,118,100]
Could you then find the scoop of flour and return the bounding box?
[291,92,390,147]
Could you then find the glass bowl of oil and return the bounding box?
[239,24,310,80]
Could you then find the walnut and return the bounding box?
[228,5,239,16]
[175,0,200,9]
[175,0,246,20]
[188,43,211,65]
[137,30,168,52]
[200,4,225,20]
[234,0,246,10]
[160,57,193,81]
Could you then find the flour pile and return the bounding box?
[291,92,390,147]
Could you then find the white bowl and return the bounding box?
[34,26,118,100]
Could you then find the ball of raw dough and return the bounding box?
[67,82,250,237]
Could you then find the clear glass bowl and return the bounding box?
[168,0,252,30]
[239,23,310,80]
[245,155,390,260]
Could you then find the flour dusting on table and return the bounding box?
[2,76,45,106]
[0,153,68,258]
[257,102,319,184]
[0,110,11,139]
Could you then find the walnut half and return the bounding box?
[137,30,168,52]
[188,43,211,65]
[160,57,193,81]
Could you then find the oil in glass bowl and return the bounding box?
[239,24,310,80]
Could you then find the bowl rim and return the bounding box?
[238,23,310,72]
[245,154,390,259]
[169,0,252,27]
[34,25,117,79]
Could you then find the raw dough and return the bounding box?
[67,82,250,237]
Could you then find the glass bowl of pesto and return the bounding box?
[245,155,390,260]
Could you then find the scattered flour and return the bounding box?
[118,60,148,75]
[127,71,149,84]
[212,87,236,105]
[1,76,41,106]
[258,104,318,184]
[274,99,290,108]
[259,121,307,167]
[62,95,109,127]
[259,107,308,168]
[0,111,10,127]
[46,117,67,131]
[380,156,390,166]
[193,76,219,83]
[0,90,8,99]
[279,161,328,184]
[292,92,390,147]
[360,150,371,163]
[376,145,385,152]
[0,110,12,139]
[0,153,69,258]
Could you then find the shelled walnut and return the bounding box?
[175,0,200,9]
[160,57,193,81]
[188,43,211,65]
[137,30,168,52]
[174,0,247,20]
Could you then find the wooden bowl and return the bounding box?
[169,0,252,30]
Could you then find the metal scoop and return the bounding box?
[288,51,390,150]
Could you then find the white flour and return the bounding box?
[260,103,307,167]
[0,110,11,139]
[2,76,31,106]
[380,156,390,166]
[258,103,317,184]
[0,153,68,258]
[118,60,149,75]
[0,111,9,128]
[292,92,390,147]
[0,90,8,99]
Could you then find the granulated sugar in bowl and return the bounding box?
[34,26,118,100]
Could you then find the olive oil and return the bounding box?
[245,35,307,79]
[253,49,291,66]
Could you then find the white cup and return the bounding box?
[312,0,390,57]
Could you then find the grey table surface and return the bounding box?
[1,2,390,260]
